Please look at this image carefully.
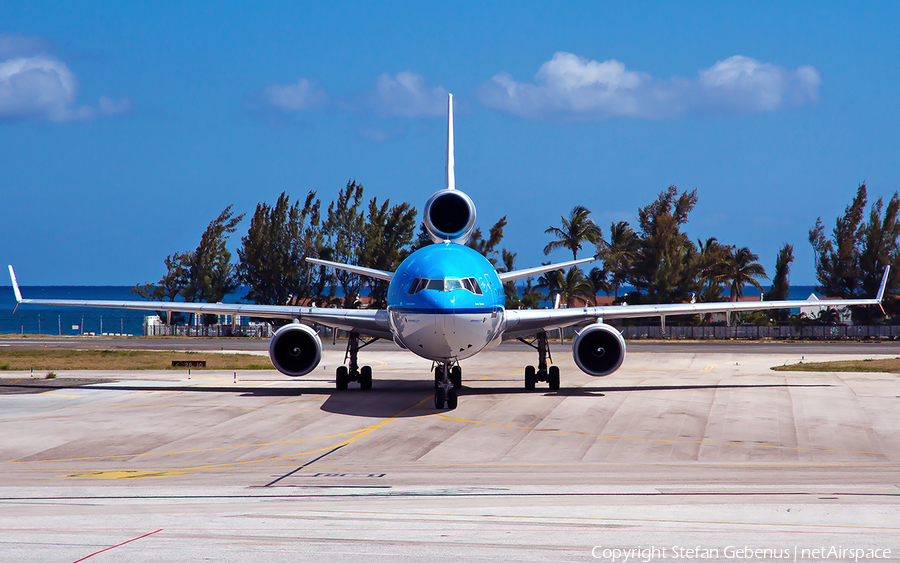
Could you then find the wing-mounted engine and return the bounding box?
[572,322,626,376]
[423,188,477,244]
[268,323,322,377]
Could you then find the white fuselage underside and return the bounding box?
[389,309,504,362]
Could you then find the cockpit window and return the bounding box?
[407,278,427,294]
[445,279,465,292]
[408,277,483,295]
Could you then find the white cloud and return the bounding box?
[0,56,79,121]
[366,72,447,117]
[697,55,819,113]
[263,78,329,111]
[258,71,447,119]
[0,34,131,123]
[478,52,821,120]
[253,72,447,140]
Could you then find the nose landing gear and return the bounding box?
[433,362,461,409]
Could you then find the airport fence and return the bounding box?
[90,323,900,340]
[144,324,274,338]
[8,314,900,340]
[608,324,900,340]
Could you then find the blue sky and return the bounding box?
[3,1,899,286]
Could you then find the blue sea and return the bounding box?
[0,286,163,336]
[0,284,820,336]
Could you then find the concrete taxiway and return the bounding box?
[1,341,899,562]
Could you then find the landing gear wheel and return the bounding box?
[434,386,446,409]
[360,365,373,390]
[450,365,462,389]
[434,366,442,388]
[336,366,349,390]
[524,365,536,390]
[548,365,560,390]
[446,387,458,410]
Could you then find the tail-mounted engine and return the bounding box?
[268,323,322,377]
[572,322,626,376]
[423,189,477,244]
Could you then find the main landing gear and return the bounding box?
[517,331,560,391]
[335,332,378,390]
[433,362,461,410]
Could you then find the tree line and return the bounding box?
[134,180,900,326]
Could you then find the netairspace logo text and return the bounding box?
[591,545,892,562]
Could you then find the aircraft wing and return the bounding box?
[504,268,890,339]
[7,266,393,339]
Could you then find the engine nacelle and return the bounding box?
[268,323,322,377]
[572,322,626,376]
[423,189,477,244]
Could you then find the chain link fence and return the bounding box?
[616,324,900,340]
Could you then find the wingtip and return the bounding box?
[8,265,22,303]
[877,265,891,302]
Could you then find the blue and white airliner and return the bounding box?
[8,94,890,410]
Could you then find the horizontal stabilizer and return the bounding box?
[498,257,595,283]
[306,258,394,282]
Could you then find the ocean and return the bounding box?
[0,284,821,336]
[0,286,159,336]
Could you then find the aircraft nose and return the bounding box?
[419,290,453,311]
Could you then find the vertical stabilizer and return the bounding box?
[445,93,455,190]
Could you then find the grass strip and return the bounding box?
[772,357,900,373]
[0,349,272,371]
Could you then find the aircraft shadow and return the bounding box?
[51,381,834,418]
[459,382,834,398]
[68,384,310,397]
[67,381,442,418]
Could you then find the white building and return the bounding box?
[798,294,853,324]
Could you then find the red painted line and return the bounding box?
[72,529,163,562]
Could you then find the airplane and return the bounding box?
[8,94,892,410]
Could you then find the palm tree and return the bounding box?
[499,249,520,308]
[544,205,603,261]
[600,221,639,299]
[588,266,610,305]
[519,278,546,309]
[696,237,729,302]
[536,264,561,305]
[556,267,594,308]
[721,247,768,301]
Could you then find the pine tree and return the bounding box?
[359,197,417,308]
[764,243,794,322]
[628,185,699,303]
[238,191,322,306]
[809,183,900,323]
